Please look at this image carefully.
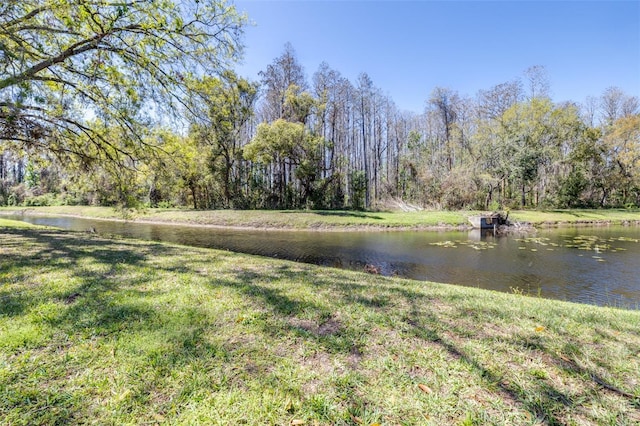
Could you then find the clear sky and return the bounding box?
[233,0,640,113]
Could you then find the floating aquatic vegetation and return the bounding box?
[465,241,497,250]
[516,237,551,245]
[513,232,639,262]
[570,236,614,253]
[430,232,637,257]
[429,240,457,248]
[544,234,635,254]
[615,236,640,243]
[429,240,497,250]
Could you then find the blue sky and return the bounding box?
[234,1,640,113]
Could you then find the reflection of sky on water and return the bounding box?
[5,214,640,309]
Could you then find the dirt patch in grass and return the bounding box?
[288,315,343,337]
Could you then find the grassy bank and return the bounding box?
[0,218,47,229]
[0,206,473,229]
[1,224,639,424]
[510,209,640,227]
[1,206,639,231]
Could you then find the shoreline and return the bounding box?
[1,206,639,232]
[0,208,472,232]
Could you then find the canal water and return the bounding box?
[3,214,640,308]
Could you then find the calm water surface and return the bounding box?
[4,214,640,308]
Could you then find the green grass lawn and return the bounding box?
[1,224,639,425]
[0,218,48,229]
[510,209,640,226]
[3,206,639,231]
[0,206,474,229]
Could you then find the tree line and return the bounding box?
[1,3,638,210]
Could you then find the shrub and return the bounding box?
[23,193,62,206]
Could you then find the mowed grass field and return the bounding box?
[1,221,639,425]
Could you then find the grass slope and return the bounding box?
[1,206,639,230]
[0,206,472,229]
[0,218,48,229]
[1,225,639,425]
[510,209,640,227]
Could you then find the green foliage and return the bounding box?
[0,0,245,165]
[22,193,61,206]
[1,18,636,214]
[311,174,346,210]
[244,118,329,208]
[187,72,258,207]
[24,162,39,189]
[556,168,589,208]
[470,98,592,208]
[602,115,640,206]
[1,183,26,206]
[284,84,317,124]
[7,193,17,206]
[349,170,367,210]
[244,120,307,164]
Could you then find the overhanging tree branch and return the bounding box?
[0,0,246,171]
